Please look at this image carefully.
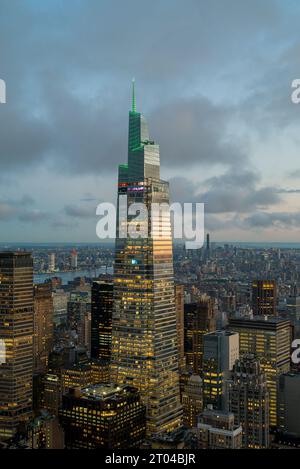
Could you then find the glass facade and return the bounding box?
[59,384,146,449]
[229,317,291,427]
[91,281,113,361]
[202,331,239,410]
[227,354,270,448]
[0,252,34,440]
[252,280,277,316]
[184,298,216,375]
[33,284,53,373]
[111,91,182,436]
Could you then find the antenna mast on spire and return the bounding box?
[132,78,136,112]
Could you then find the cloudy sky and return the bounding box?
[1,0,300,242]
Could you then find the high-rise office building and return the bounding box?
[67,291,91,333]
[70,249,78,269]
[184,297,216,375]
[175,285,185,372]
[286,296,300,322]
[90,358,110,384]
[206,233,210,252]
[252,280,276,316]
[206,234,210,260]
[182,374,203,428]
[278,372,300,437]
[61,363,93,394]
[220,293,236,315]
[59,384,146,449]
[78,310,91,355]
[48,253,55,272]
[33,373,44,415]
[229,317,291,427]
[227,354,270,448]
[197,408,242,449]
[0,252,34,440]
[285,296,300,341]
[91,281,113,361]
[48,345,89,375]
[33,284,54,373]
[111,83,182,436]
[52,289,68,326]
[30,415,64,449]
[42,373,62,416]
[202,331,239,410]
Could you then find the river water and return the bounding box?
[34,266,113,285]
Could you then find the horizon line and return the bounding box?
[0,240,300,245]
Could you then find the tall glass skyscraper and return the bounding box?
[0,252,33,440]
[91,281,113,361]
[111,83,182,436]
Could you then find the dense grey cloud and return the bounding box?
[0,0,294,175]
[170,170,281,214]
[64,204,97,219]
[205,214,230,232]
[0,81,245,175]
[0,202,19,221]
[0,196,49,223]
[243,211,300,229]
[152,98,246,169]
[18,210,49,223]
[286,169,300,179]
[236,41,300,137]
[169,177,199,203]
[202,186,280,214]
[80,193,98,203]
[202,172,281,214]
[0,106,51,170]
[0,0,300,240]
[277,188,300,194]
[51,219,79,230]
[203,210,300,233]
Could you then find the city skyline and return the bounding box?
[2,0,300,455]
[1,1,300,242]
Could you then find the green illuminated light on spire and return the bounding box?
[132,78,136,113]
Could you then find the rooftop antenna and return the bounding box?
[132,78,136,112]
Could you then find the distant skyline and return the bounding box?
[1,0,300,242]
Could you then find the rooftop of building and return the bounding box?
[44,373,60,382]
[90,358,110,366]
[151,427,187,443]
[202,408,235,418]
[198,408,242,434]
[281,372,300,379]
[92,280,114,285]
[188,374,202,384]
[0,251,31,257]
[69,383,139,401]
[62,363,92,372]
[205,329,238,337]
[229,315,290,325]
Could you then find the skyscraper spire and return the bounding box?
[112,86,182,436]
[132,78,136,113]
